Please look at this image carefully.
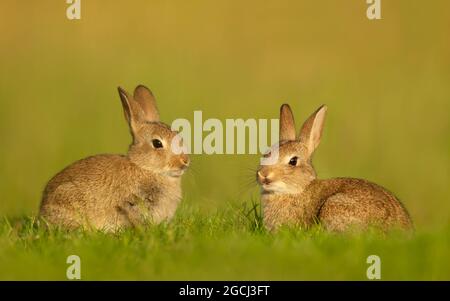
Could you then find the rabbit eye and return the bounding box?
[263,151,271,158]
[152,139,163,148]
[289,156,298,166]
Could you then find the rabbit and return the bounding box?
[257,104,413,233]
[39,85,190,232]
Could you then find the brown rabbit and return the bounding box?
[257,104,413,232]
[39,85,190,232]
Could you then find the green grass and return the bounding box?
[1,203,449,280]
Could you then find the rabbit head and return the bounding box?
[257,104,327,194]
[118,85,189,178]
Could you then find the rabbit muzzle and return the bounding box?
[167,155,190,177]
[257,170,278,191]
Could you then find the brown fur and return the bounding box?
[258,104,413,233]
[39,85,189,231]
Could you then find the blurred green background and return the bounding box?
[0,1,449,229]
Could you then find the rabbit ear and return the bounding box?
[279,104,296,141]
[298,105,327,157]
[118,87,145,135]
[118,87,132,124]
[133,85,160,122]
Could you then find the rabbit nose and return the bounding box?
[257,170,272,184]
[180,157,190,168]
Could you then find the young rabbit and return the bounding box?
[257,104,413,232]
[39,85,189,231]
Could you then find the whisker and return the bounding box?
[235,163,260,197]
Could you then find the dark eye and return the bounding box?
[152,139,163,148]
[289,156,298,166]
[263,151,272,158]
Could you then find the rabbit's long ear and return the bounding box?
[298,105,327,157]
[118,87,145,135]
[133,85,160,122]
[279,104,296,141]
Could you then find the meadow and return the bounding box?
[1,206,450,280]
[0,1,449,280]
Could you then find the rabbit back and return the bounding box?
[315,178,413,232]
